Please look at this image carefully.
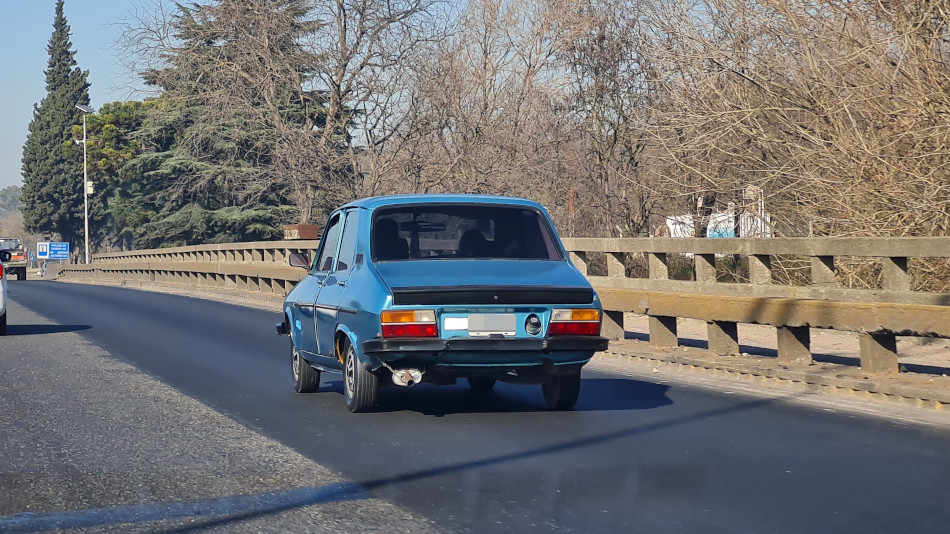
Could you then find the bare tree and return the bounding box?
[642,0,950,237]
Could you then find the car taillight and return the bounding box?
[0,264,4,278]
[548,308,601,336]
[381,309,438,338]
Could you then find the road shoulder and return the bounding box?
[0,299,442,533]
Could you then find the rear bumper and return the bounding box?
[363,336,607,383]
[363,336,608,354]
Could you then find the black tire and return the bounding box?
[0,312,6,336]
[467,377,496,392]
[542,372,581,410]
[292,340,320,393]
[16,271,24,281]
[343,340,377,413]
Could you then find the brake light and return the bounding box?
[548,308,601,336]
[381,309,438,338]
[0,264,4,278]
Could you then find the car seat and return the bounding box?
[373,218,410,260]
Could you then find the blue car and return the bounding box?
[277,195,608,412]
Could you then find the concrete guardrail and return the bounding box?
[59,237,950,376]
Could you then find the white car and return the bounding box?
[0,261,6,335]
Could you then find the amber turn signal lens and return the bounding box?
[551,308,601,322]
[380,309,436,324]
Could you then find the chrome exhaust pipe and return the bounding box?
[392,368,423,387]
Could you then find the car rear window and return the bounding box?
[371,204,562,261]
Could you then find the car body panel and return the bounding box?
[279,194,607,389]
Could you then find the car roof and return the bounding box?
[341,194,546,211]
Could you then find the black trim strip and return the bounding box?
[363,335,608,354]
[391,285,594,306]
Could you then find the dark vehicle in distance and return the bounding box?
[0,237,27,280]
[277,195,608,412]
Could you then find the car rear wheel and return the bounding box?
[467,377,496,392]
[292,341,320,393]
[344,340,377,413]
[0,312,6,336]
[542,372,581,410]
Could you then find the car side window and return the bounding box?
[314,214,342,272]
[335,210,359,272]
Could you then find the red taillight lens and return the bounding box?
[380,309,438,338]
[382,323,438,338]
[0,264,4,278]
[548,321,600,336]
[548,308,602,336]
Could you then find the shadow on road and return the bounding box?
[316,376,672,415]
[0,392,780,533]
[2,324,91,336]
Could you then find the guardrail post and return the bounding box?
[749,255,772,285]
[602,310,624,340]
[811,256,836,286]
[649,315,678,348]
[695,254,716,283]
[777,326,811,363]
[707,321,739,355]
[882,257,910,291]
[569,252,588,276]
[858,332,899,374]
[649,253,669,280]
[607,252,625,278]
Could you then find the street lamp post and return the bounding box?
[75,104,94,264]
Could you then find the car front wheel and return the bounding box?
[292,341,320,393]
[344,340,377,413]
[542,372,581,410]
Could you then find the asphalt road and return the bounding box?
[5,281,950,533]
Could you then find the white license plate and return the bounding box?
[467,314,516,336]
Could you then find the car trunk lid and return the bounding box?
[375,260,594,306]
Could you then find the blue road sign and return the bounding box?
[48,242,70,260]
[28,251,35,263]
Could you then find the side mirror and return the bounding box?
[289,253,310,269]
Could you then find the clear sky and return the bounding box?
[0,0,147,190]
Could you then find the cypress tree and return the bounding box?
[20,0,90,252]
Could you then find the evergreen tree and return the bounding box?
[134,0,332,245]
[20,0,90,250]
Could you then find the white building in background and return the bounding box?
[664,208,772,238]
[665,215,696,238]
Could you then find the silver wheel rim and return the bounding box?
[292,348,300,381]
[345,346,355,398]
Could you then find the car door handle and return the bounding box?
[337,280,347,287]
